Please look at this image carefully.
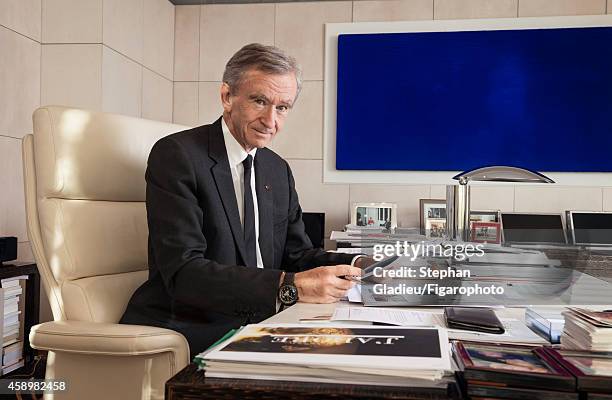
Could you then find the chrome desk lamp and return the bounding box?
[446,166,554,241]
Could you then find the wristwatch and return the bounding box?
[278,272,299,309]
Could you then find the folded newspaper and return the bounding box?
[195,324,452,387]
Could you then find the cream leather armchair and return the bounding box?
[22,106,191,400]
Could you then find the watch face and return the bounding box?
[279,284,298,305]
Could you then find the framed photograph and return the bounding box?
[426,219,447,238]
[350,202,397,229]
[470,210,501,223]
[471,222,501,244]
[419,199,446,237]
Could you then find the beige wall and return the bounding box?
[0,4,42,260]
[174,0,612,236]
[2,0,612,322]
[1,0,174,323]
[41,0,174,120]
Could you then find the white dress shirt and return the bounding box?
[221,118,264,269]
[222,118,364,278]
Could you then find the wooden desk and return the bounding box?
[166,265,612,400]
[165,300,465,399]
[165,299,476,400]
[166,363,459,400]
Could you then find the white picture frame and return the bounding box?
[350,202,397,229]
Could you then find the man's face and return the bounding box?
[221,69,297,152]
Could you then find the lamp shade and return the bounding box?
[452,166,555,184]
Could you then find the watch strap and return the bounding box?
[282,272,295,286]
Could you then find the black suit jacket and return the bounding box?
[120,118,353,356]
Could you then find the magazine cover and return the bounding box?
[452,341,576,391]
[568,308,612,328]
[544,348,612,393]
[205,324,450,370]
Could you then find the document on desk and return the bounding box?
[332,307,445,327]
[329,246,366,254]
[347,285,362,303]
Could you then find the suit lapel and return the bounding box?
[208,118,248,266]
[255,153,274,268]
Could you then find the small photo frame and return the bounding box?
[419,199,447,237]
[471,222,501,244]
[351,202,397,229]
[470,210,501,223]
[426,218,447,238]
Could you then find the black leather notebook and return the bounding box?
[444,307,505,334]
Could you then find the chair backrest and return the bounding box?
[23,106,190,323]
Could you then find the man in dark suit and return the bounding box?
[120,43,366,357]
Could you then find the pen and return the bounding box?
[362,255,400,274]
[340,255,400,282]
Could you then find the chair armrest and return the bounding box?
[30,321,190,363]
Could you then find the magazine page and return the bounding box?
[204,324,451,371]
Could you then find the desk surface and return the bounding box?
[165,302,524,400]
[166,361,458,400]
[267,302,524,324]
[166,264,612,400]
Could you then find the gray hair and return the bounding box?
[223,43,303,99]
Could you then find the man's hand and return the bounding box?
[353,256,376,271]
[354,256,395,284]
[294,265,362,303]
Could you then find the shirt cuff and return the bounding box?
[351,254,366,267]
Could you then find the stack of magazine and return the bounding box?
[453,340,612,400]
[344,224,389,233]
[561,308,612,351]
[452,341,577,400]
[195,324,453,388]
[1,276,27,374]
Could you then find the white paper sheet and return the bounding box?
[331,307,444,327]
[347,285,362,303]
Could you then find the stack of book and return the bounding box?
[0,275,27,375]
[452,341,578,400]
[196,324,453,389]
[561,308,612,352]
[344,224,389,233]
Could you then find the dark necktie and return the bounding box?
[242,155,257,268]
